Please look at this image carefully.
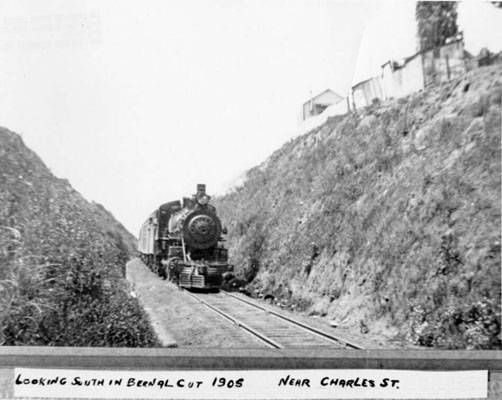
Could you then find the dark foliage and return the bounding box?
[0,128,157,346]
[416,2,459,51]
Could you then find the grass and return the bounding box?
[214,65,502,349]
[0,128,158,347]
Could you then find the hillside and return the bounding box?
[0,127,157,346]
[215,65,502,349]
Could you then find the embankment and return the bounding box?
[215,65,501,349]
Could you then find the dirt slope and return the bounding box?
[215,65,501,349]
[0,127,156,346]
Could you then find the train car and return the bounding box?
[138,184,231,290]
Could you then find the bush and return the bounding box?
[1,233,158,346]
[407,299,501,349]
[0,127,157,347]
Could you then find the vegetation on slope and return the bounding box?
[215,65,501,349]
[0,127,157,346]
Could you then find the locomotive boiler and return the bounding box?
[138,184,231,289]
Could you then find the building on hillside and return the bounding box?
[351,76,385,109]
[465,47,502,70]
[421,37,466,87]
[381,51,425,100]
[302,89,343,120]
[352,37,468,110]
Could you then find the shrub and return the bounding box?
[407,299,501,349]
[0,127,157,347]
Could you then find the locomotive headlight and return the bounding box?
[198,195,209,205]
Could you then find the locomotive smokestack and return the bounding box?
[197,184,206,196]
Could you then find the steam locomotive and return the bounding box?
[138,184,231,289]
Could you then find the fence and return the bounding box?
[298,40,467,135]
[422,39,466,87]
[381,53,424,100]
[351,76,385,109]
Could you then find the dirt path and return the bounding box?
[126,258,266,348]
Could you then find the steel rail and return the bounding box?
[182,290,284,349]
[222,291,363,349]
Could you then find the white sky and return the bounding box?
[0,0,500,234]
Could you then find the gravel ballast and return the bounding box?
[126,258,266,348]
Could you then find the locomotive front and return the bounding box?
[137,184,231,289]
[167,185,230,289]
[168,198,222,251]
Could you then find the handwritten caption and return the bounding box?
[14,368,487,399]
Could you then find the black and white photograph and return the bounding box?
[0,0,500,355]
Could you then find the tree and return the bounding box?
[416,2,459,51]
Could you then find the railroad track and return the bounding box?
[183,290,363,349]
